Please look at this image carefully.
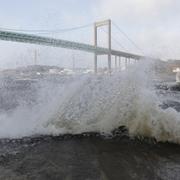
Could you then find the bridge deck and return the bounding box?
[0,30,142,59]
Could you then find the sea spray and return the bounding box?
[0,59,180,143]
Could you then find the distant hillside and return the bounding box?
[154,59,180,74]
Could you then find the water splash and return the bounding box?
[0,60,180,143]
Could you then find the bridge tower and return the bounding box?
[94,19,111,73]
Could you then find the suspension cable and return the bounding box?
[112,21,145,55]
[0,23,93,34]
[101,28,128,51]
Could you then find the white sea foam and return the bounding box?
[0,59,180,143]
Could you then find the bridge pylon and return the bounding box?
[94,19,111,73]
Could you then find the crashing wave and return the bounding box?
[0,60,180,144]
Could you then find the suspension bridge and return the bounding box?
[0,19,145,73]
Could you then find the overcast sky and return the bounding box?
[0,0,179,68]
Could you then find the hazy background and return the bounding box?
[0,0,179,69]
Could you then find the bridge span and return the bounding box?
[0,19,144,73]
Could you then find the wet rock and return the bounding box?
[160,100,180,112]
[170,83,180,91]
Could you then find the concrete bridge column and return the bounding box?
[94,22,97,73]
[115,56,117,70]
[94,19,111,74]
[119,56,121,70]
[94,54,97,73]
[108,19,111,74]
[108,54,111,73]
[128,58,130,65]
[125,57,128,69]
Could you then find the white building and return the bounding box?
[173,68,180,83]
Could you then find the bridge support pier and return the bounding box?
[128,58,130,65]
[94,53,97,73]
[119,56,121,70]
[125,57,128,69]
[94,22,97,74]
[115,56,117,70]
